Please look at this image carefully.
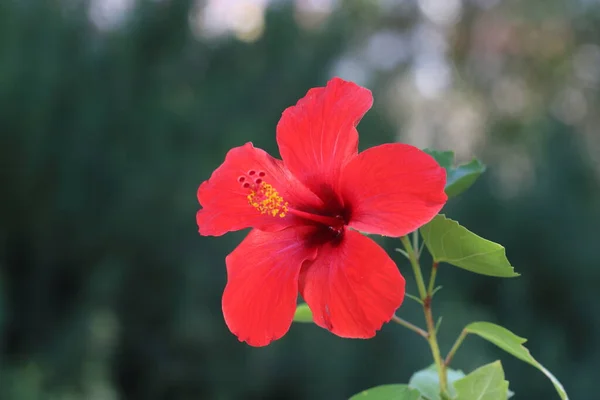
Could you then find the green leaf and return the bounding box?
[454,361,509,400]
[446,159,487,198]
[409,365,465,400]
[349,384,421,400]
[425,149,454,169]
[420,215,519,278]
[465,322,569,400]
[424,149,486,197]
[292,303,313,323]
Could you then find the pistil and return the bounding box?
[288,208,344,229]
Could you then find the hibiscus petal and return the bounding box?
[276,77,373,196]
[299,229,405,338]
[197,142,322,236]
[341,143,447,237]
[223,227,318,347]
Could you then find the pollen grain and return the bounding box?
[247,181,289,218]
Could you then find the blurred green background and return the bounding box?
[1,0,599,399]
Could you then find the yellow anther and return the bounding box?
[246,181,289,218]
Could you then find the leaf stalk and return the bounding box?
[445,329,468,366]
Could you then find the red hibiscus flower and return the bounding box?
[197,77,447,347]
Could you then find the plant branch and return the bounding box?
[395,248,410,260]
[445,329,469,366]
[400,236,427,300]
[401,236,449,397]
[412,229,420,258]
[405,292,424,305]
[428,261,439,295]
[423,297,448,394]
[391,315,429,339]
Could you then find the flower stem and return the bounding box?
[391,314,429,339]
[445,329,468,366]
[401,236,449,398]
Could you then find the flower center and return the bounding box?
[238,170,347,236]
[239,171,289,218]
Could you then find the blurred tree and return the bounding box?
[0,0,598,399]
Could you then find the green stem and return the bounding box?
[391,315,429,339]
[412,230,420,258]
[428,261,439,295]
[400,236,427,300]
[445,329,468,366]
[401,236,449,398]
[424,298,448,396]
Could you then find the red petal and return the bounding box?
[223,227,318,347]
[299,229,405,338]
[197,143,322,236]
[341,143,447,237]
[276,77,373,196]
